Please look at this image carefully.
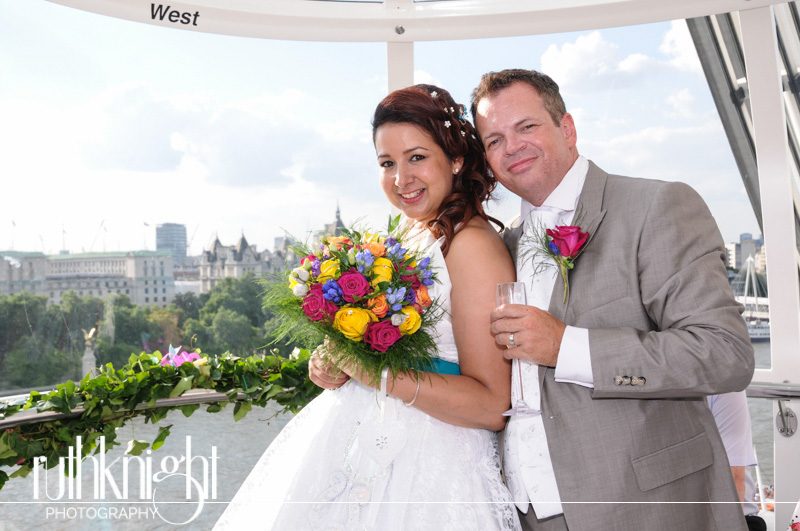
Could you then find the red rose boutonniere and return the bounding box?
[523,221,590,303]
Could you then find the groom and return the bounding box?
[474,69,754,531]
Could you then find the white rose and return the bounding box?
[292,283,310,297]
[391,313,408,327]
[292,267,310,282]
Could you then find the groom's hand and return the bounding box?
[490,304,565,367]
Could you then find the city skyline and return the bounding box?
[3,2,760,256]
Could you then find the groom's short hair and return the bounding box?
[470,69,567,129]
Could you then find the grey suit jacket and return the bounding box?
[503,161,754,531]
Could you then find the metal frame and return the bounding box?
[27,0,800,526]
[739,6,800,524]
[49,0,786,42]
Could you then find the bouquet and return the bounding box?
[263,216,440,381]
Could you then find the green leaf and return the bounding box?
[233,401,251,422]
[169,376,194,398]
[0,470,8,490]
[10,465,31,479]
[206,403,223,413]
[126,440,150,456]
[151,425,172,451]
[179,404,199,417]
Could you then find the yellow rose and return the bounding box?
[333,307,378,342]
[317,259,341,282]
[371,257,394,287]
[398,306,421,335]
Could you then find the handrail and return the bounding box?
[2,382,797,432]
[0,389,243,430]
[746,381,800,399]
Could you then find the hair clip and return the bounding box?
[444,120,451,128]
[430,90,438,97]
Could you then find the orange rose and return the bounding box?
[415,285,432,308]
[368,294,389,318]
[326,236,352,251]
[364,241,386,257]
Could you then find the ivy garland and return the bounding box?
[0,349,321,490]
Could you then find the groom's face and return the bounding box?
[475,82,577,206]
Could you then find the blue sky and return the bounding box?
[1,1,758,255]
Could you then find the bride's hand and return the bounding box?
[308,345,350,390]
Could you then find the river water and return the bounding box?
[0,342,776,530]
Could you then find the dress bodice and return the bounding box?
[403,222,457,364]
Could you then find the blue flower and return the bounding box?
[548,241,561,256]
[386,286,407,312]
[418,257,431,269]
[322,279,344,304]
[355,249,375,274]
[404,287,417,304]
[387,242,407,261]
[311,259,321,277]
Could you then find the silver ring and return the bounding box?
[508,333,516,348]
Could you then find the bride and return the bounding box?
[215,84,521,531]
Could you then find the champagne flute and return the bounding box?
[496,282,538,417]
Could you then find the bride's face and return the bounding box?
[375,122,461,224]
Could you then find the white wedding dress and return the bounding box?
[214,226,520,531]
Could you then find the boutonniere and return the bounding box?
[522,221,590,303]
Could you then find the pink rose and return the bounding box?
[161,350,200,367]
[363,320,402,352]
[338,270,371,303]
[302,284,338,321]
[400,265,421,289]
[546,225,589,258]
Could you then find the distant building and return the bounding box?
[755,244,768,274]
[199,235,287,293]
[0,250,175,307]
[0,251,47,296]
[725,233,763,270]
[724,242,739,269]
[197,207,345,293]
[156,223,187,267]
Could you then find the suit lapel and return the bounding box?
[502,217,524,268]
[547,161,608,320]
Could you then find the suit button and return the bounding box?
[621,376,631,385]
[614,375,624,385]
[631,376,646,386]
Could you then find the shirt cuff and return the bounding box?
[554,326,594,388]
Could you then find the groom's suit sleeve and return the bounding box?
[589,181,754,399]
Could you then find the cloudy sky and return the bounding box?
[1,1,758,256]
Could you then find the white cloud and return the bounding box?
[660,20,702,73]
[540,31,653,92]
[666,88,695,118]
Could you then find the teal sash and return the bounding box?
[425,357,461,375]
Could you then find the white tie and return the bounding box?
[510,206,565,518]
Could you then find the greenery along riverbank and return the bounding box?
[0,274,286,391]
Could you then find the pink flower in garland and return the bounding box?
[161,345,201,367]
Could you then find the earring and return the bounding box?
[453,167,460,175]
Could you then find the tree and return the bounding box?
[210,308,258,355]
[172,292,202,325]
[201,275,265,328]
[4,336,79,388]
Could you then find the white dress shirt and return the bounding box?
[504,155,595,518]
